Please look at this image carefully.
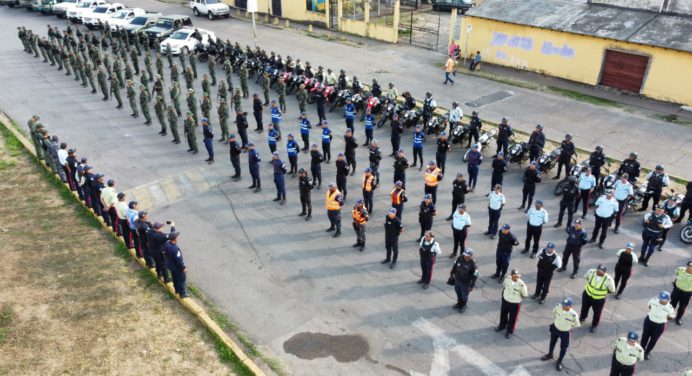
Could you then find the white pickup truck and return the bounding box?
[82,3,124,28]
[108,8,147,31]
[189,0,229,20]
[66,0,106,23]
[52,0,78,18]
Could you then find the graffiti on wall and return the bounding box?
[541,42,575,58]
[487,31,574,69]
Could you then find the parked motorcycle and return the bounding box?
[554,158,586,196]
[359,93,381,121]
[402,109,422,128]
[478,128,496,148]
[680,219,692,244]
[286,74,303,95]
[626,182,651,214]
[329,89,352,112]
[426,114,447,137]
[588,171,617,206]
[450,122,470,145]
[507,141,528,165]
[376,99,402,128]
[536,148,561,173]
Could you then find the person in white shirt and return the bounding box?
[448,102,463,128]
[451,204,471,257]
[590,190,619,249]
[612,173,633,233]
[485,184,506,239]
[641,291,675,359]
[522,200,548,258]
[495,269,528,338]
[574,167,597,218]
[418,230,442,289]
[610,331,644,375]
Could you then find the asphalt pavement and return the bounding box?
[0,4,690,376]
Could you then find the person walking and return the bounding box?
[495,269,528,338]
[541,297,580,371]
[443,56,455,85]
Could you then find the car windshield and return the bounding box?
[155,19,174,28]
[207,0,219,3]
[130,16,147,25]
[63,0,77,3]
[93,6,107,13]
[77,2,90,8]
[170,31,190,40]
[111,10,128,18]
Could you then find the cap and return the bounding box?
[462,249,474,257]
[388,208,397,214]
[201,117,209,122]
[687,260,692,267]
[502,224,510,230]
[328,182,336,188]
[627,331,639,341]
[621,173,629,178]
[128,200,138,209]
[546,242,556,249]
[423,194,431,200]
[428,160,436,166]
[597,264,607,272]
[655,204,664,209]
[659,291,670,301]
[626,242,635,249]
[80,158,87,163]
[364,167,372,173]
[272,151,279,156]
[153,222,164,229]
[298,168,306,173]
[84,164,92,170]
[395,181,403,186]
[472,143,480,149]
[95,173,104,179]
[510,269,520,276]
[138,210,148,218]
[68,148,76,153]
[117,192,126,200]
[228,134,235,139]
[356,198,364,204]
[456,172,464,178]
[574,219,582,224]
[287,133,294,137]
[562,297,573,307]
[169,232,180,240]
[457,204,466,209]
[440,132,446,136]
[535,200,543,205]
[107,179,114,186]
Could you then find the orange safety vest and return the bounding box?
[391,188,405,204]
[352,207,368,224]
[424,167,441,187]
[326,189,341,210]
[362,174,375,192]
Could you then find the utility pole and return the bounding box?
[248,0,258,48]
[463,24,472,67]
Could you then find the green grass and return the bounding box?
[0,304,14,345]
[548,86,621,108]
[654,113,692,126]
[0,159,16,170]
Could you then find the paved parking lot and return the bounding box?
[0,3,689,375]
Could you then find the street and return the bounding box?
[0,3,690,375]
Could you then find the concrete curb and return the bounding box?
[0,111,267,376]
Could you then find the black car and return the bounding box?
[432,0,474,13]
[141,14,193,43]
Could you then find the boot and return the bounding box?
[298,212,306,216]
[273,197,281,201]
[248,184,256,189]
[305,213,311,221]
[353,241,361,248]
[254,187,261,193]
[553,222,562,228]
[333,229,341,238]
[448,251,457,259]
[446,215,453,221]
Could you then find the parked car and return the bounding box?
[82,3,124,28]
[160,26,215,55]
[432,0,474,13]
[66,0,106,22]
[107,8,146,31]
[189,0,229,20]
[34,0,63,14]
[20,0,33,9]
[142,14,193,44]
[0,0,22,7]
[52,0,78,18]
[121,12,161,37]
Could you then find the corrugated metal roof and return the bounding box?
[466,0,692,53]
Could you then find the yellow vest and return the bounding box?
[425,167,441,187]
[362,174,375,192]
[585,271,610,300]
[352,207,367,224]
[675,267,692,292]
[326,190,341,211]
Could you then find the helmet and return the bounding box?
[655,164,664,171]
[356,198,364,204]
[298,168,306,174]
[501,117,508,123]
[567,176,577,183]
[629,152,638,159]
[536,124,543,130]
[565,133,572,140]
[595,145,603,152]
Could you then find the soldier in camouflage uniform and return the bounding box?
[184,112,199,154]
[170,81,182,117]
[233,88,242,113]
[127,80,139,118]
[168,105,181,143]
[140,86,152,125]
[217,99,230,142]
[155,96,167,135]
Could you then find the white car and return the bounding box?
[82,3,124,28]
[52,0,78,18]
[190,0,230,20]
[160,27,215,55]
[66,0,106,23]
[108,8,146,31]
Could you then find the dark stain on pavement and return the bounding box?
[283,332,369,362]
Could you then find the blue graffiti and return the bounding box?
[495,51,508,61]
[491,32,533,51]
[491,32,508,47]
[541,42,575,58]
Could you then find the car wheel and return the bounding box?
[193,7,199,16]
[207,12,214,20]
[182,46,189,55]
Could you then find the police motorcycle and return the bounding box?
[376,99,403,128]
[478,128,497,149]
[554,158,587,196]
[626,179,652,215]
[195,41,223,64]
[426,114,447,137]
[450,121,470,145]
[329,88,353,112]
[681,218,692,244]
[507,138,528,165]
[536,147,561,173]
[286,73,303,95]
[402,108,423,129]
[359,92,381,121]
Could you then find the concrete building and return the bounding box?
[459,0,692,105]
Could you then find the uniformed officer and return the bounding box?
[491,224,519,281]
[527,124,545,162]
[382,208,403,269]
[554,134,576,179]
[163,232,188,298]
[277,77,286,112]
[271,151,287,205]
[223,59,234,92]
[326,182,344,237]
[186,88,198,122]
[610,332,644,376]
[390,181,407,220]
[575,167,597,219]
[299,112,312,151]
[641,291,675,359]
[297,168,313,220]
[309,144,323,189]
[202,118,214,164]
[639,205,673,266]
[189,50,197,78]
[270,100,282,132]
[352,199,369,251]
[344,129,358,175]
[495,117,513,156]
[167,105,181,144]
[659,195,680,251]
[450,204,472,258]
[613,174,634,233]
[100,179,119,234]
[170,81,182,117]
[557,219,588,279]
[617,152,641,184]
[450,249,477,311]
[393,149,409,189]
[363,109,375,146]
[390,113,403,156]
[115,192,130,246]
[518,162,541,211]
[297,84,308,115]
[247,143,261,192]
[532,242,562,304]
[671,260,692,325]
[261,72,270,105]
[423,161,443,204]
[110,76,123,109]
[435,132,450,175]
[486,184,505,238]
[614,242,638,299]
[466,144,483,191]
[343,97,355,132]
[361,168,377,214]
[590,190,619,249]
[335,153,349,200]
[208,56,217,86]
[418,194,436,242]
[183,112,199,154]
[240,63,249,98]
[523,200,548,257]
[580,264,616,332]
[490,152,507,190]
[201,93,212,120]
[154,96,167,135]
[228,134,241,180]
[541,297,580,371]
[139,86,152,125]
[321,121,332,163]
[555,176,579,228]
[413,230,441,289]
[146,221,176,283]
[411,126,425,170]
[134,211,154,268]
[639,165,669,211]
[496,269,528,338]
[368,141,382,185]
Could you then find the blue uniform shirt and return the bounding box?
[163,241,185,270]
[322,128,332,144]
[365,114,374,130]
[127,208,138,230]
[344,103,355,120]
[271,107,281,123]
[578,173,596,190]
[467,150,483,167]
[273,158,286,175]
[613,180,633,201]
[249,149,261,169]
[287,140,298,156]
[267,129,278,145]
[527,207,549,226]
[300,118,311,135]
[413,131,425,148]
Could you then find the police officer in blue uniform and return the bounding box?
[418,194,436,241]
[299,112,312,152]
[202,117,214,164]
[393,149,409,189]
[297,168,313,220]
[518,162,541,211]
[247,142,261,192]
[228,134,241,180]
[555,176,579,228]
[640,205,673,266]
[286,133,299,176]
[147,221,176,283]
[495,117,513,156]
[344,97,355,133]
[382,208,403,269]
[344,129,358,175]
[368,140,382,185]
[451,249,478,313]
[527,124,545,162]
[272,151,287,205]
[554,134,575,179]
[491,224,519,281]
[310,144,323,189]
[321,121,332,163]
[490,152,507,190]
[163,231,188,298]
[532,243,562,304]
[363,109,375,146]
[335,153,349,200]
[267,123,279,154]
[466,144,483,191]
[617,152,641,184]
[411,126,425,170]
[639,165,669,211]
[558,219,588,279]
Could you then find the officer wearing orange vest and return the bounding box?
[362,167,377,213]
[390,181,407,220]
[352,199,369,252]
[326,182,344,237]
[424,160,443,204]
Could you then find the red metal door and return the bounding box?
[599,50,649,93]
